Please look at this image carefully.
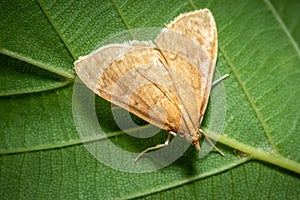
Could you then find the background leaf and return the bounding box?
[1,0,299,199]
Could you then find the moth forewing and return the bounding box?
[158,9,218,141]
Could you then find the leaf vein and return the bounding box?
[0,49,75,80]
[218,46,277,152]
[111,0,131,30]
[37,0,77,60]
[263,0,300,59]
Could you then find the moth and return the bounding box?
[75,9,226,160]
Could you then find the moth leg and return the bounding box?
[212,74,229,87]
[134,132,175,162]
[199,129,224,156]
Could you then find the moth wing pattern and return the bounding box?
[74,8,218,141]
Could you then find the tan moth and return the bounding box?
[74,9,226,160]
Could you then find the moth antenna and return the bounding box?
[199,129,224,156]
[212,74,229,87]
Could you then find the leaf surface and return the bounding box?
[0,0,299,199]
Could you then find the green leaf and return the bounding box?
[1,0,299,199]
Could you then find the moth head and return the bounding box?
[192,134,201,150]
